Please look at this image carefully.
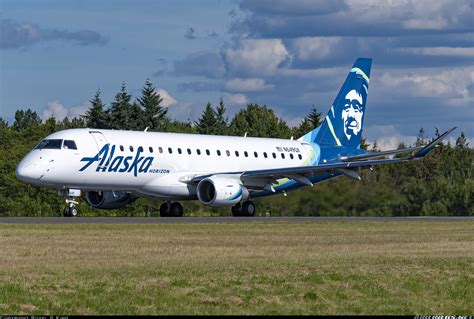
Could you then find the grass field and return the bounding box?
[0,221,473,315]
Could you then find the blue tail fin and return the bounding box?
[301,58,372,149]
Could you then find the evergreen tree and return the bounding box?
[70,117,86,128]
[215,99,228,135]
[415,128,426,147]
[138,79,167,131]
[455,132,469,149]
[129,102,145,131]
[294,117,313,139]
[83,90,109,129]
[109,83,132,130]
[371,140,379,151]
[306,106,322,128]
[195,102,218,135]
[13,109,41,131]
[293,106,323,139]
[360,137,369,150]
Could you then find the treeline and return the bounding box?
[0,80,472,216]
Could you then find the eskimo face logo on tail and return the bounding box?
[342,89,364,140]
[79,144,154,177]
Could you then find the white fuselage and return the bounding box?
[16,128,317,200]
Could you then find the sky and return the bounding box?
[1,0,473,149]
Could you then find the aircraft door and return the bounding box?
[89,131,109,151]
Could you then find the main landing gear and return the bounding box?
[159,201,184,217]
[63,198,79,217]
[231,200,256,217]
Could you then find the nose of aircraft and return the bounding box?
[16,159,43,182]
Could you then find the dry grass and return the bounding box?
[0,221,473,315]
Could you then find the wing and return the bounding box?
[189,127,456,188]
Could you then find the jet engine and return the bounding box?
[85,191,135,210]
[197,176,248,207]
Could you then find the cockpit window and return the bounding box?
[63,140,77,150]
[35,139,63,150]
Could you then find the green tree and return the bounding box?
[83,90,109,129]
[13,109,41,131]
[215,99,229,135]
[137,79,167,131]
[109,83,132,130]
[306,106,322,128]
[456,132,469,149]
[129,102,145,131]
[195,102,218,135]
[230,104,291,138]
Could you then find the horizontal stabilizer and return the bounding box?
[413,127,456,158]
[340,146,423,162]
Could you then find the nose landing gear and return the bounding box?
[59,189,82,217]
[63,198,79,217]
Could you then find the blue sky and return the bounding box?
[1,0,473,149]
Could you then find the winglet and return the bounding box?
[413,127,457,158]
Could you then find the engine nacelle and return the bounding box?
[197,176,248,207]
[85,191,135,210]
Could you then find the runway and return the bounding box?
[0,216,472,224]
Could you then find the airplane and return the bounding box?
[16,58,455,217]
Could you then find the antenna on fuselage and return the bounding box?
[244,132,248,137]
[144,127,149,132]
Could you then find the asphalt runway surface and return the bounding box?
[0,216,472,224]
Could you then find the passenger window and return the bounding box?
[226,150,230,156]
[244,151,248,157]
[217,150,221,156]
[206,149,210,155]
[178,148,182,154]
[158,147,163,153]
[290,153,294,159]
[272,153,276,159]
[149,147,153,153]
[187,148,192,155]
[263,152,268,158]
[298,154,302,160]
[120,145,124,152]
[63,140,77,150]
[138,146,143,152]
[254,151,258,158]
[281,153,285,159]
[196,149,201,155]
[235,151,239,157]
[168,147,172,154]
[35,139,63,150]
[130,146,134,152]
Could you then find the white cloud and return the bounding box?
[365,124,417,151]
[224,78,274,92]
[41,100,68,120]
[155,88,177,107]
[224,39,290,76]
[223,93,248,106]
[378,66,474,100]
[41,100,90,121]
[291,37,341,60]
[398,47,474,57]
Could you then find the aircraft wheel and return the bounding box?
[242,201,256,217]
[63,207,71,217]
[70,207,79,217]
[231,203,242,217]
[159,202,170,217]
[170,202,183,217]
